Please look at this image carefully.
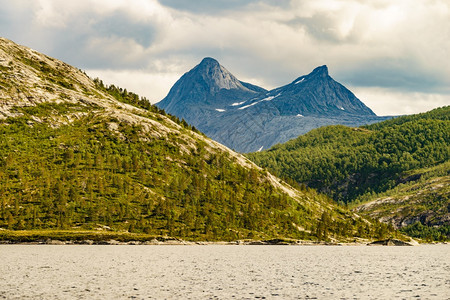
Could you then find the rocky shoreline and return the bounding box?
[0,238,426,246]
[0,238,335,246]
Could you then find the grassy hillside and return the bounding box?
[0,37,395,242]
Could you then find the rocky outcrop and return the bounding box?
[354,173,449,230]
[368,239,414,246]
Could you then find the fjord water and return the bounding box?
[1,245,448,299]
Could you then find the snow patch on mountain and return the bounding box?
[238,93,283,110]
[261,93,282,102]
[261,96,275,101]
[295,78,305,84]
[239,102,258,110]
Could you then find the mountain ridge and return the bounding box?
[156,58,389,152]
[229,64,376,117]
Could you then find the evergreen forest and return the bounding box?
[247,106,449,240]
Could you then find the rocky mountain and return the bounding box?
[157,57,266,128]
[0,37,395,242]
[157,59,390,152]
[229,65,375,117]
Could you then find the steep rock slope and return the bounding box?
[157,57,266,129]
[0,37,391,242]
[229,65,375,117]
[156,59,389,152]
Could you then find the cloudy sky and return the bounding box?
[1,0,449,115]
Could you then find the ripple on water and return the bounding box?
[0,245,449,299]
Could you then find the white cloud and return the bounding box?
[85,36,148,65]
[86,69,179,102]
[352,87,450,116]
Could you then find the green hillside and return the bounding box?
[353,162,449,241]
[0,37,394,243]
[247,107,449,240]
[247,106,449,203]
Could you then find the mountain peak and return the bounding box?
[199,57,220,66]
[190,57,250,93]
[157,57,265,116]
[310,65,328,77]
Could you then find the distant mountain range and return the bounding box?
[157,58,391,152]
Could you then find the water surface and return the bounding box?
[1,245,449,299]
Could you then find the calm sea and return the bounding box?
[1,245,449,299]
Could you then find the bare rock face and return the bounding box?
[156,58,389,152]
[244,65,376,118]
[157,57,265,123]
[194,57,249,93]
[0,37,95,117]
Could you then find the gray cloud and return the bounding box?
[0,1,38,46]
[335,58,450,94]
[93,12,155,48]
[158,0,290,14]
